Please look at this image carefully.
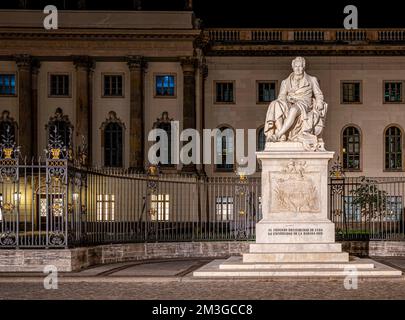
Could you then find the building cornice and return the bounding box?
[0,29,200,41]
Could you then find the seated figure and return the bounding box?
[264,57,328,151]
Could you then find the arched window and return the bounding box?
[46,108,73,150]
[257,127,265,152]
[256,126,266,171]
[101,111,124,168]
[342,126,361,170]
[215,126,234,171]
[153,112,174,166]
[385,126,402,170]
[0,110,17,147]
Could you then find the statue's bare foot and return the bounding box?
[279,134,287,141]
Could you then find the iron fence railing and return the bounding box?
[0,158,404,248]
[329,176,405,241]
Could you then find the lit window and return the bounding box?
[40,195,63,217]
[103,75,123,97]
[96,194,115,221]
[342,81,361,103]
[0,193,3,221]
[216,196,234,221]
[150,194,169,221]
[215,82,234,103]
[50,74,70,96]
[155,75,175,97]
[257,81,276,103]
[384,82,403,103]
[0,74,16,95]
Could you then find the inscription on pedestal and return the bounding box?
[268,228,324,236]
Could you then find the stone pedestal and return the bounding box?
[193,142,402,277]
[246,142,345,263]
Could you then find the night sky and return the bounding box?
[1,0,404,28]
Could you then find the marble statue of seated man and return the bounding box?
[264,57,327,150]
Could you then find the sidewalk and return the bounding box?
[0,257,404,299]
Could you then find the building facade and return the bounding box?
[1,9,405,178]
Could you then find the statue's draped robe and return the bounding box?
[265,72,325,140]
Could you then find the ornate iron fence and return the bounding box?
[0,130,404,248]
[329,176,405,241]
[0,148,262,248]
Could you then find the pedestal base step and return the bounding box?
[193,257,402,278]
[243,252,349,263]
[249,243,342,253]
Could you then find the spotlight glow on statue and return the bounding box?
[264,57,328,151]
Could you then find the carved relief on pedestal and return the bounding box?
[271,160,320,213]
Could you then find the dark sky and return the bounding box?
[193,0,405,28]
[1,0,405,27]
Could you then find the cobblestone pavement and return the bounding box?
[0,257,404,300]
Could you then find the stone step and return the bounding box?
[220,262,374,270]
[193,259,403,278]
[220,256,374,269]
[193,269,402,277]
[243,252,349,263]
[249,243,342,253]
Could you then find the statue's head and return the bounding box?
[291,57,306,76]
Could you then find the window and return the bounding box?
[341,81,361,103]
[0,74,16,96]
[150,194,169,221]
[96,194,115,221]
[215,127,234,171]
[384,81,403,103]
[46,108,73,152]
[385,196,403,221]
[0,110,17,148]
[257,81,276,103]
[385,126,402,171]
[216,196,234,221]
[153,112,174,167]
[257,127,266,152]
[40,195,64,218]
[215,81,234,103]
[0,194,3,221]
[49,74,70,97]
[104,122,123,167]
[155,75,175,97]
[103,74,123,97]
[257,127,266,171]
[343,196,361,222]
[342,126,361,170]
[48,120,71,149]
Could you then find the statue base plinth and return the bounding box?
[193,142,402,277]
[248,144,340,262]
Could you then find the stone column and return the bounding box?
[199,60,208,176]
[15,54,33,159]
[73,56,94,166]
[127,56,147,171]
[31,59,40,158]
[181,57,197,173]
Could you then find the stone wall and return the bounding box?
[0,241,404,272]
